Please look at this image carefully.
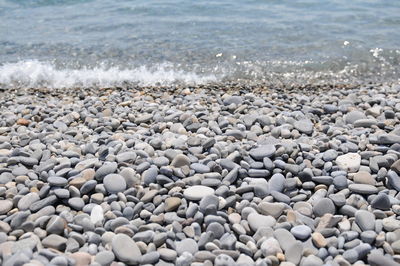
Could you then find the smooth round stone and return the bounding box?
[290,225,312,240]
[158,248,177,261]
[273,228,296,251]
[48,176,68,187]
[354,118,377,128]
[355,210,375,231]
[18,192,40,211]
[391,240,400,253]
[260,237,282,256]
[175,238,198,256]
[336,153,361,172]
[199,194,219,213]
[249,145,276,160]
[223,95,243,105]
[164,197,181,212]
[42,234,68,251]
[348,184,378,195]
[344,110,366,124]
[343,249,358,264]
[247,213,276,231]
[68,198,85,211]
[103,174,126,194]
[116,151,137,163]
[382,218,400,232]
[313,198,335,217]
[0,200,13,215]
[322,149,338,161]
[312,176,333,185]
[269,173,285,192]
[333,175,348,189]
[54,189,70,199]
[112,234,142,264]
[119,168,140,187]
[312,232,327,248]
[183,185,214,201]
[258,202,285,218]
[171,154,191,168]
[353,171,375,185]
[228,213,241,224]
[207,222,225,239]
[371,193,391,210]
[90,205,104,224]
[80,180,97,194]
[294,119,313,135]
[360,231,377,244]
[142,167,158,185]
[190,163,210,173]
[95,162,118,180]
[286,241,303,264]
[153,157,169,167]
[46,216,66,235]
[140,251,160,264]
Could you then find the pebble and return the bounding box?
[336,153,361,172]
[183,185,215,200]
[290,225,312,240]
[103,174,126,194]
[249,145,276,160]
[371,193,391,210]
[355,210,376,231]
[165,197,181,212]
[112,234,142,264]
[1,85,400,265]
[313,198,335,217]
[348,183,379,195]
[175,238,198,256]
[247,212,276,231]
[0,200,13,215]
[42,234,68,251]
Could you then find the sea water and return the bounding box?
[0,0,399,88]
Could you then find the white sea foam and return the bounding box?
[0,60,218,89]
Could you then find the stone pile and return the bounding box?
[0,83,400,265]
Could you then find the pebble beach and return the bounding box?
[1,83,400,266]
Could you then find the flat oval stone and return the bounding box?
[355,210,375,231]
[48,176,68,187]
[336,153,361,173]
[0,200,13,215]
[249,145,276,160]
[184,185,214,201]
[247,213,276,231]
[171,154,190,168]
[112,234,142,264]
[313,198,335,217]
[175,238,198,256]
[68,198,85,211]
[290,225,312,240]
[371,193,391,210]
[348,184,378,195]
[103,174,126,194]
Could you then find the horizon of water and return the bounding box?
[1,0,400,89]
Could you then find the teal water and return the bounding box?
[0,0,399,88]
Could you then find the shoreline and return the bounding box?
[1,83,400,265]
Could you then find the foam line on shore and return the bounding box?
[0,60,218,89]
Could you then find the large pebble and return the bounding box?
[103,174,127,194]
[184,185,214,201]
[336,153,361,172]
[112,234,142,264]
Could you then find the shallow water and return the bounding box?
[1,0,399,88]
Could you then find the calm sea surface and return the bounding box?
[0,0,399,88]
